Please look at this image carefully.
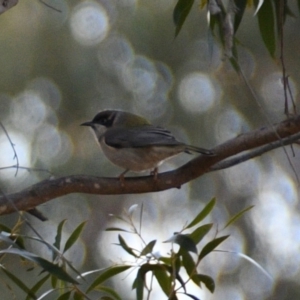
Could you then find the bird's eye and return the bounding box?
[98,116,114,127]
[92,111,115,127]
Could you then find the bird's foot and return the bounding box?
[150,167,158,181]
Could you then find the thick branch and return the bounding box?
[1,115,300,217]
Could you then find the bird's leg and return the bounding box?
[119,169,129,187]
[150,167,158,181]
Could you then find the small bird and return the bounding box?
[81,110,214,183]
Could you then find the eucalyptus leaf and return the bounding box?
[198,235,229,261]
[173,0,194,37]
[140,240,156,256]
[223,205,254,229]
[63,221,87,253]
[186,198,216,229]
[192,274,215,293]
[118,234,138,257]
[86,265,131,293]
[257,0,276,57]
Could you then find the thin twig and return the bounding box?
[39,0,62,13]
[210,132,300,171]
[0,165,52,175]
[231,57,299,184]
[0,122,19,176]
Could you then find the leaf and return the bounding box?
[257,0,276,57]
[135,271,144,300]
[63,221,87,253]
[73,290,84,300]
[191,274,215,293]
[25,274,50,300]
[180,248,196,277]
[140,240,156,256]
[233,0,247,32]
[51,274,57,288]
[223,205,254,229]
[86,265,131,293]
[153,268,171,296]
[117,234,138,257]
[96,286,122,300]
[57,291,72,300]
[173,0,195,37]
[135,264,171,300]
[186,198,216,229]
[1,267,36,299]
[189,224,213,244]
[0,248,78,284]
[53,219,67,252]
[198,235,229,261]
[0,223,12,233]
[164,234,197,254]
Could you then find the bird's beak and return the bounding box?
[80,121,93,127]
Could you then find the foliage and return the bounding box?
[173,0,299,57]
[0,199,256,299]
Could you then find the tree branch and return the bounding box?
[1,115,300,218]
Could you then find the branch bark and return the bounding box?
[1,115,300,219]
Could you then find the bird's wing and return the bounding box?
[104,126,183,148]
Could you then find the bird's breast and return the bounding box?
[99,138,184,172]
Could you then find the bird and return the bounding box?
[81,110,215,184]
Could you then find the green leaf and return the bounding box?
[180,248,196,277]
[257,0,276,57]
[1,267,36,299]
[96,286,122,300]
[223,205,254,229]
[186,198,216,229]
[173,0,194,37]
[51,274,58,288]
[117,234,138,257]
[158,256,172,265]
[53,219,67,252]
[233,0,247,32]
[86,265,131,293]
[63,221,87,253]
[73,290,84,300]
[136,264,170,300]
[140,240,156,256]
[191,274,215,293]
[0,223,12,233]
[189,224,213,244]
[135,271,144,300]
[57,291,72,300]
[153,268,171,296]
[0,248,78,284]
[165,234,197,254]
[198,235,229,261]
[25,274,50,300]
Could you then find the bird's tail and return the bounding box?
[185,145,215,156]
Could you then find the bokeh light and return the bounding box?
[178,72,221,113]
[261,72,297,117]
[0,131,30,180]
[214,108,249,143]
[70,1,110,46]
[252,169,300,278]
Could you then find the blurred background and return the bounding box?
[0,0,300,299]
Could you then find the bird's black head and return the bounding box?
[81,110,117,128]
